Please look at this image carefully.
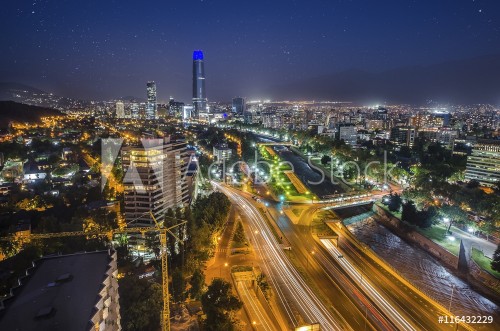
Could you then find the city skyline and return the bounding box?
[1,2,500,331]
[1,1,500,104]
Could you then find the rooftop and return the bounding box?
[0,250,113,331]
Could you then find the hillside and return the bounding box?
[0,101,63,128]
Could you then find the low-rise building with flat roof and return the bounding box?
[0,250,120,331]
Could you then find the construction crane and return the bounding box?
[2,211,186,331]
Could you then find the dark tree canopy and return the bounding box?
[201,278,242,331]
[492,245,500,273]
[189,268,205,301]
[119,276,162,331]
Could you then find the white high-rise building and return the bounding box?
[183,105,193,120]
[115,101,125,119]
[121,137,189,226]
[146,81,157,120]
[465,139,500,187]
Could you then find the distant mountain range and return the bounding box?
[0,82,85,110]
[0,82,145,108]
[0,101,63,128]
[270,54,500,104]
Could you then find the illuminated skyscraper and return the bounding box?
[130,102,139,119]
[232,97,245,114]
[146,81,157,120]
[115,101,125,118]
[192,50,207,118]
[122,137,189,226]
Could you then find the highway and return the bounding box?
[215,181,461,331]
[266,201,414,331]
[337,224,476,331]
[296,204,472,331]
[236,281,279,331]
[213,181,346,331]
[320,238,416,331]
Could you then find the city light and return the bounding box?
[2,4,498,331]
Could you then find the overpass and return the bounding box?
[289,192,382,209]
[257,142,294,146]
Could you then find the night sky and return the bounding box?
[1,0,500,102]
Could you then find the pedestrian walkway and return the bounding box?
[450,225,497,259]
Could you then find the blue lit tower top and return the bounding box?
[193,50,204,60]
[192,50,207,118]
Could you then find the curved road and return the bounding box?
[214,181,346,330]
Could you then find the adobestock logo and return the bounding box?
[101,138,194,194]
[207,149,398,187]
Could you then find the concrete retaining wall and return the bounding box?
[469,259,500,294]
[373,204,459,270]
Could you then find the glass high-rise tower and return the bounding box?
[146,81,157,120]
[232,97,245,114]
[192,50,207,118]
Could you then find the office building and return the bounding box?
[0,250,120,331]
[115,101,125,119]
[375,107,388,121]
[390,126,416,147]
[410,112,449,129]
[121,137,189,226]
[130,103,139,119]
[232,97,245,114]
[465,139,500,187]
[146,81,157,120]
[168,98,184,118]
[336,123,357,145]
[433,111,451,127]
[192,50,207,118]
[213,143,232,163]
[365,119,385,131]
[183,105,193,120]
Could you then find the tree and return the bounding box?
[145,232,160,259]
[401,201,418,225]
[82,209,118,234]
[439,204,468,233]
[171,268,186,302]
[189,268,205,300]
[388,193,402,212]
[492,244,500,273]
[119,276,162,331]
[232,221,246,245]
[256,273,271,300]
[419,206,437,229]
[201,278,242,331]
[320,155,331,165]
[478,220,496,241]
[466,180,480,189]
